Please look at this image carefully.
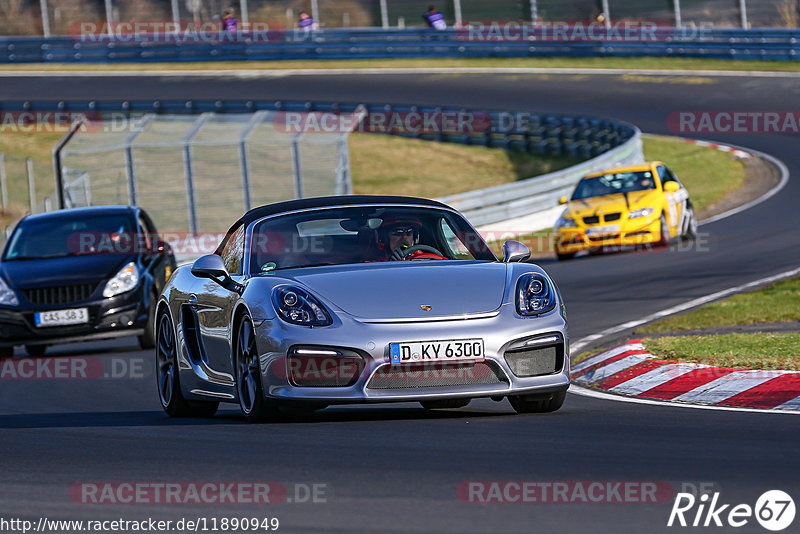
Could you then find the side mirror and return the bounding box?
[154,239,169,255]
[502,240,531,263]
[558,196,568,205]
[663,181,679,193]
[191,254,232,286]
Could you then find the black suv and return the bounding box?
[0,206,176,356]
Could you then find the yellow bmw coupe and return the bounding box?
[553,162,697,260]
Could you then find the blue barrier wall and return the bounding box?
[1,27,799,63]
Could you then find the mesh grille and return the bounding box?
[504,345,563,378]
[604,212,621,222]
[22,283,98,306]
[583,215,600,224]
[367,361,505,390]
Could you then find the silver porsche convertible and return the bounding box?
[155,196,569,422]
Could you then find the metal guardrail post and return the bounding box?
[311,0,319,27]
[182,113,212,234]
[26,158,36,213]
[239,0,249,24]
[171,0,180,26]
[0,153,7,210]
[530,0,538,23]
[674,0,682,29]
[291,134,304,199]
[238,111,267,212]
[104,0,114,36]
[52,118,85,210]
[122,114,154,207]
[453,0,463,28]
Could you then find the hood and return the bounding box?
[568,190,661,221]
[280,261,507,320]
[0,254,135,289]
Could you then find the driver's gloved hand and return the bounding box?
[390,245,408,261]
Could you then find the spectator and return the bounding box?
[423,6,447,30]
[222,10,238,32]
[298,11,316,31]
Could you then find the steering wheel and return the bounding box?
[393,244,445,260]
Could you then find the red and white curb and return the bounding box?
[681,138,751,159]
[572,340,800,411]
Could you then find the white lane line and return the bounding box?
[3,67,800,78]
[568,383,800,415]
[570,342,644,373]
[775,395,800,411]
[577,353,654,383]
[610,363,699,395]
[570,266,800,355]
[672,370,792,404]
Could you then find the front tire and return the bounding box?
[156,309,218,418]
[235,314,281,423]
[509,389,567,414]
[681,206,698,241]
[138,295,157,350]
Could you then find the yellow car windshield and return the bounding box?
[572,171,656,200]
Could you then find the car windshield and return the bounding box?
[3,214,135,261]
[571,171,656,200]
[249,205,496,273]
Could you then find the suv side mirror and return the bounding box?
[502,240,531,263]
[191,254,233,287]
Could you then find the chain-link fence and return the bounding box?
[3,0,798,36]
[55,110,362,237]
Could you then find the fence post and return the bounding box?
[739,0,749,29]
[0,154,7,211]
[171,0,180,26]
[453,0,462,27]
[530,0,538,24]
[182,113,211,235]
[27,158,36,213]
[239,0,249,24]
[379,0,389,29]
[39,0,51,37]
[311,0,319,27]
[335,135,352,195]
[601,0,611,28]
[104,0,114,36]
[52,118,85,210]
[291,134,304,199]
[674,0,682,28]
[238,111,265,212]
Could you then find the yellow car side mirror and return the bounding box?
[663,181,679,193]
[558,196,568,205]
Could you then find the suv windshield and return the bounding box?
[571,171,656,200]
[249,206,495,273]
[3,214,135,261]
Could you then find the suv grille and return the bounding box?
[22,283,98,306]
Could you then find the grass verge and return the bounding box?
[638,276,800,333]
[2,57,800,73]
[642,334,800,371]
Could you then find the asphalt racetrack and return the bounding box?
[1,71,799,533]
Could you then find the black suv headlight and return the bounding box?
[271,286,332,327]
[516,273,557,317]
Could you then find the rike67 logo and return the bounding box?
[668,490,795,531]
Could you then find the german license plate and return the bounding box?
[35,308,89,327]
[586,224,619,236]
[390,339,484,364]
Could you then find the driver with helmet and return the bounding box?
[373,216,447,261]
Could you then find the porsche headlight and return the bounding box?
[516,273,557,316]
[629,207,655,219]
[555,217,578,229]
[272,286,332,327]
[0,276,19,306]
[103,262,140,298]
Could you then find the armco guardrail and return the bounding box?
[0,99,639,229]
[437,128,642,227]
[2,26,800,63]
